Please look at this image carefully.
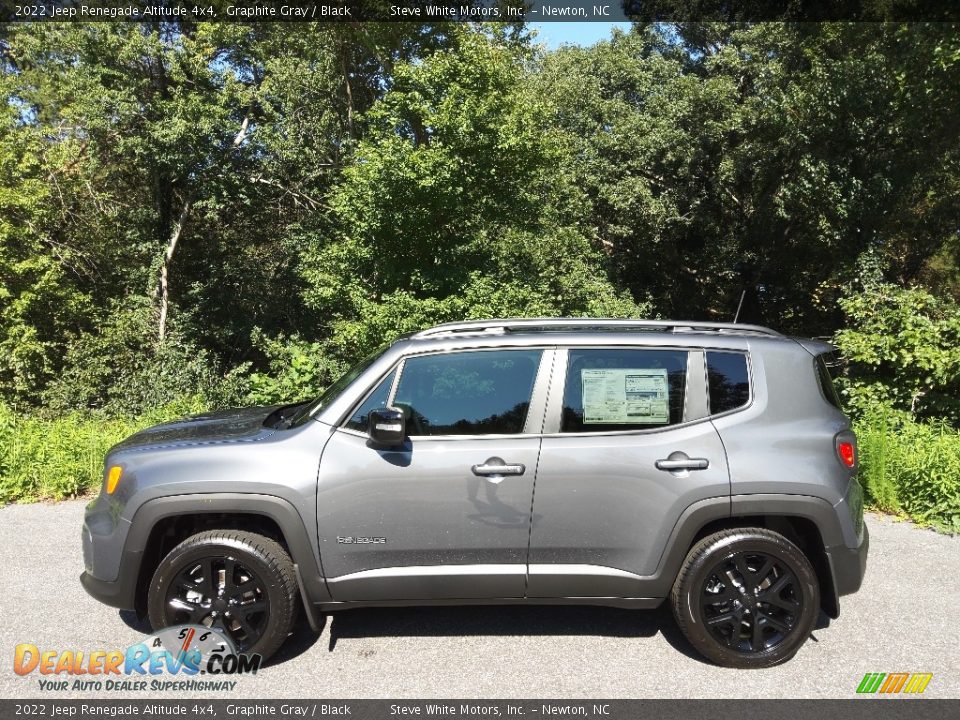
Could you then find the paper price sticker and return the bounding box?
[581,368,669,424]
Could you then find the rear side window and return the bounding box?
[706,351,750,414]
[815,354,842,409]
[392,350,542,436]
[561,349,688,432]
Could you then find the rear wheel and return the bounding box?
[670,528,819,668]
[147,530,297,659]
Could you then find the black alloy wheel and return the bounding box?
[148,530,298,660]
[164,555,269,651]
[699,551,801,653]
[670,528,820,668]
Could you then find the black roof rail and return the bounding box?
[413,318,782,338]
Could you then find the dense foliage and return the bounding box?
[855,406,960,532]
[1,22,959,524]
[0,397,204,502]
[836,281,960,424]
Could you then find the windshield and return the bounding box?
[288,344,390,427]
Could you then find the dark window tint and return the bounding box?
[344,369,396,432]
[561,349,688,432]
[815,354,841,409]
[392,350,542,436]
[706,352,750,414]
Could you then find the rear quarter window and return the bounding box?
[815,354,842,409]
[706,351,750,415]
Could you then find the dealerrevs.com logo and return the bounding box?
[856,672,934,695]
[13,625,261,692]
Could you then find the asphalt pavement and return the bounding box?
[0,501,957,699]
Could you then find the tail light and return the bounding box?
[837,440,856,468]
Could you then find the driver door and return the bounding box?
[316,347,553,601]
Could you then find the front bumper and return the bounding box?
[80,568,138,611]
[80,497,140,611]
[80,533,142,611]
[81,486,141,611]
[82,492,133,582]
[825,520,869,597]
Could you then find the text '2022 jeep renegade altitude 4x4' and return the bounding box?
[81,319,868,668]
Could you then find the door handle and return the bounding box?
[472,457,526,482]
[655,452,710,472]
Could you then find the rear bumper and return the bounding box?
[826,520,869,598]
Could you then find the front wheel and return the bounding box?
[670,528,820,668]
[147,530,298,660]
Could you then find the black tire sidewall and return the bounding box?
[673,531,820,669]
[147,535,295,659]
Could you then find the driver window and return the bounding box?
[391,350,543,436]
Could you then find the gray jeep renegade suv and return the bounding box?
[81,318,868,668]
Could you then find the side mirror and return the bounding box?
[368,407,406,447]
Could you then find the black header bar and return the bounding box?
[2,0,959,23]
[0,700,957,720]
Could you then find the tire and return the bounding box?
[147,530,298,660]
[670,528,820,668]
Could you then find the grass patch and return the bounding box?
[0,398,207,503]
[855,404,960,532]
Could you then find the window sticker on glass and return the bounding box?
[581,368,669,424]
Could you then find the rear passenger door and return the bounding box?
[528,347,731,598]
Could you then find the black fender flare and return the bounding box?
[648,494,845,614]
[126,493,331,616]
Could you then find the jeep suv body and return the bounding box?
[81,319,868,667]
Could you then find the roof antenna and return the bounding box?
[733,290,746,323]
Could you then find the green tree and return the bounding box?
[3,20,959,415]
[295,26,644,368]
[538,23,960,333]
[1,22,462,411]
[835,280,960,423]
[2,23,267,408]
[0,55,100,404]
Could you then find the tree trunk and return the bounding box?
[340,51,354,139]
[154,115,249,341]
[157,196,192,342]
